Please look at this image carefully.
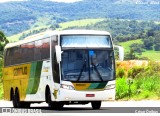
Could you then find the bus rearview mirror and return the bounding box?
[55,45,62,63]
[114,45,124,61]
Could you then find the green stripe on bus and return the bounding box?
[26,61,43,94]
[95,82,107,89]
[87,83,100,90]
[88,83,107,90]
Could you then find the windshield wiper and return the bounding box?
[92,64,103,81]
[91,56,103,82]
[77,60,86,81]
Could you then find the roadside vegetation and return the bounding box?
[0,31,8,100]
[116,61,160,100]
[0,58,3,99]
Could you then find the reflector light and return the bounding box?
[86,94,95,97]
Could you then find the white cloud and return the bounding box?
[47,0,82,3]
[0,0,82,3]
[0,0,25,3]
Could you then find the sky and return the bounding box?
[0,0,82,3]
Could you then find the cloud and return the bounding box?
[0,0,24,3]
[47,0,82,3]
[0,0,82,3]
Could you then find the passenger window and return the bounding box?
[42,38,50,59]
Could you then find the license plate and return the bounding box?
[86,94,95,97]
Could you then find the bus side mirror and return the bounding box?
[55,45,62,63]
[114,45,124,61]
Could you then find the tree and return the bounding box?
[0,31,9,58]
[143,36,154,50]
[130,43,144,55]
[154,43,160,51]
[125,49,137,60]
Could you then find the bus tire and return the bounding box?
[12,92,16,108]
[46,89,64,110]
[47,89,53,108]
[13,89,30,108]
[13,89,21,108]
[91,101,101,109]
[10,88,14,101]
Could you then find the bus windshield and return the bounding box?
[61,35,112,48]
[61,49,115,82]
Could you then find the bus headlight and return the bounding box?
[60,84,75,90]
[105,84,115,90]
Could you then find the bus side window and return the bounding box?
[10,48,14,66]
[26,42,35,62]
[34,40,42,61]
[21,44,27,63]
[4,49,9,66]
[42,38,50,59]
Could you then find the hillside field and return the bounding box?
[7,18,104,42]
[120,39,160,61]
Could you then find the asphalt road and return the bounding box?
[0,100,160,113]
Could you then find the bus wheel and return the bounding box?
[12,93,16,108]
[47,89,53,108]
[13,89,21,108]
[91,101,101,109]
[47,90,64,110]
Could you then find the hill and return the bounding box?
[7,18,104,42]
[0,0,160,36]
[7,18,160,60]
[120,40,160,61]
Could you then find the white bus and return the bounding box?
[3,30,124,109]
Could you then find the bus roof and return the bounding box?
[58,30,111,35]
[5,30,111,49]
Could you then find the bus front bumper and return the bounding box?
[56,88,115,101]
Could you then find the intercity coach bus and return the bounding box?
[3,30,124,109]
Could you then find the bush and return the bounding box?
[116,68,125,78]
[0,59,3,80]
[116,78,129,99]
[0,82,3,99]
[0,58,3,99]
[128,66,145,79]
[148,61,160,72]
[140,90,151,99]
[116,61,160,100]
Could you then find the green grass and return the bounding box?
[141,50,160,61]
[7,26,49,42]
[58,18,105,30]
[116,76,160,100]
[0,81,3,100]
[7,33,22,42]
[116,62,160,100]
[120,39,160,61]
[119,39,143,53]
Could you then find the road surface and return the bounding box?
[0,100,160,113]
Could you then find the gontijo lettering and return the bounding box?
[13,67,27,76]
